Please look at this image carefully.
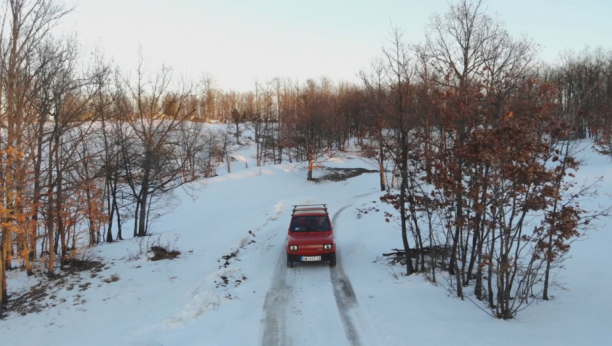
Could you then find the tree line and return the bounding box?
[2,0,612,320]
[0,0,217,315]
[360,0,612,320]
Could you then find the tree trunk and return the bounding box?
[3,229,12,271]
[307,153,314,181]
[449,155,464,279]
[30,112,47,261]
[379,138,386,191]
[0,232,5,317]
[47,134,56,275]
[399,138,414,275]
[1,230,8,303]
[138,185,149,237]
[18,221,32,275]
[105,180,115,243]
[47,191,55,275]
[543,232,554,300]
[424,116,432,179]
[114,188,123,240]
[487,228,495,308]
[225,145,231,173]
[56,172,66,266]
[86,185,98,247]
[133,201,139,238]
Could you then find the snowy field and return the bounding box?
[1,127,611,346]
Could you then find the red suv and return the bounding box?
[286,204,336,268]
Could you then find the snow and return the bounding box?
[2,129,611,346]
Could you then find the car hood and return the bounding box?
[287,232,334,245]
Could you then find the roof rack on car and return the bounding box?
[292,204,327,215]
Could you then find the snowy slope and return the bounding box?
[1,132,611,346]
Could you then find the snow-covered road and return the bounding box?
[261,204,374,346]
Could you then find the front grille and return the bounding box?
[300,244,322,251]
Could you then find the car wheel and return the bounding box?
[330,253,336,267]
[287,256,293,268]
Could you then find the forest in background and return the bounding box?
[1,0,612,319]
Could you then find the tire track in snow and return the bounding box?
[330,205,367,346]
[260,203,294,345]
[261,248,294,346]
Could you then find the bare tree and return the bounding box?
[0,0,72,312]
[284,79,335,181]
[360,59,390,191]
[121,61,207,237]
[378,27,422,276]
[199,73,217,122]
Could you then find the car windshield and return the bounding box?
[290,216,330,232]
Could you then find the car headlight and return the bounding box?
[289,245,298,251]
[323,244,333,250]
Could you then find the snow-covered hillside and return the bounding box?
[2,128,611,346]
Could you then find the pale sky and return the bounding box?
[58,0,611,91]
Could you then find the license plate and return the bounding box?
[301,256,321,261]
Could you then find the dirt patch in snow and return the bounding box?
[315,167,377,182]
[148,246,181,261]
[3,259,108,318]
